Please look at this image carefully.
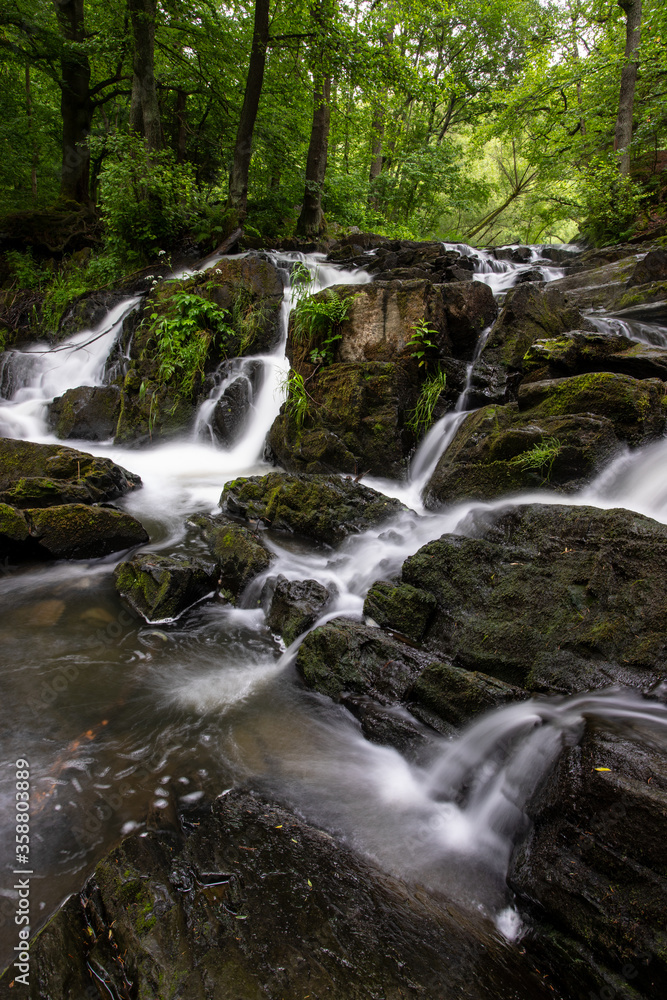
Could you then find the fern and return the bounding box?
[407,369,447,433]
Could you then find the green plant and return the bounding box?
[150,291,234,398]
[407,369,447,433]
[511,436,562,481]
[406,319,438,368]
[579,158,645,246]
[282,370,309,429]
[5,250,50,291]
[293,287,354,365]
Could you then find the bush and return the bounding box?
[95,133,201,265]
[579,158,644,246]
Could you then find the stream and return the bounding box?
[1,244,667,975]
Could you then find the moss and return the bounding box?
[363,581,437,640]
[0,502,29,541]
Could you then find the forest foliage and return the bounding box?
[0,0,665,277]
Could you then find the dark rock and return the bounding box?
[408,661,524,729]
[522,331,667,382]
[25,503,148,559]
[510,726,667,1000]
[495,246,532,263]
[483,284,590,371]
[48,385,121,441]
[114,552,218,622]
[191,512,272,602]
[363,580,437,641]
[424,372,666,505]
[627,249,667,287]
[0,437,141,508]
[221,471,410,546]
[263,574,333,645]
[212,375,252,446]
[0,789,556,1000]
[514,268,545,284]
[402,503,667,692]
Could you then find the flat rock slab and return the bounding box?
[523,331,667,382]
[0,502,148,561]
[403,503,667,693]
[0,437,141,507]
[0,789,557,1000]
[221,471,411,546]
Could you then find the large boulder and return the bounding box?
[401,503,667,692]
[47,385,121,441]
[0,789,555,1000]
[114,552,218,622]
[0,437,141,508]
[424,372,666,505]
[113,255,284,444]
[510,725,667,1000]
[221,471,410,546]
[22,503,148,559]
[522,331,667,383]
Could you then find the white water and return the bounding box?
[1,242,666,954]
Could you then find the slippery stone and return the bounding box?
[48,385,121,441]
[191,512,272,603]
[263,574,333,645]
[26,503,148,560]
[114,551,218,622]
[522,331,667,383]
[221,471,410,546]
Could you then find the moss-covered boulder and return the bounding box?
[408,660,524,729]
[0,437,141,507]
[47,385,121,441]
[363,580,437,641]
[25,503,148,559]
[401,503,667,692]
[268,361,424,477]
[522,331,667,383]
[221,471,410,546]
[424,372,666,506]
[114,552,218,622]
[191,512,272,602]
[264,574,333,645]
[113,255,284,444]
[510,726,667,1000]
[1,789,552,1000]
[548,253,667,315]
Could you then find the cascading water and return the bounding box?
[1,242,666,978]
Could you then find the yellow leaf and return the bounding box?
[594,767,611,772]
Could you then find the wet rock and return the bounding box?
[25,503,148,559]
[483,284,590,370]
[191,512,272,602]
[114,551,218,622]
[402,503,667,692]
[0,437,141,508]
[114,254,284,444]
[263,574,333,645]
[510,726,667,1000]
[363,580,437,642]
[495,246,532,263]
[267,360,422,478]
[408,661,524,729]
[221,471,410,546]
[514,268,545,284]
[424,372,666,505]
[547,254,667,313]
[0,501,34,561]
[627,248,667,287]
[48,385,121,441]
[522,331,667,382]
[211,375,252,446]
[0,788,556,1000]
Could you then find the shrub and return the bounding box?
[579,158,644,246]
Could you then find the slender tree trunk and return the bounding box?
[228,0,270,218]
[614,0,642,176]
[25,66,38,201]
[297,0,335,237]
[128,0,162,150]
[297,74,331,236]
[53,0,92,204]
[175,88,188,162]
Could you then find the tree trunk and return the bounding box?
[367,101,384,207]
[129,0,162,150]
[53,0,93,204]
[228,0,270,218]
[296,74,331,236]
[614,0,642,176]
[25,66,38,201]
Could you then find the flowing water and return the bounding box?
[1,245,666,973]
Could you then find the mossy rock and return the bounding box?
[25,503,148,559]
[483,284,589,370]
[408,661,524,728]
[0,437,141,507]
[190,512,272,603]
[263,574,333,646]
[363,580,437,641]
[402,503,667,692]
[221,471,410,546]
[114,551,218,622]
[522,331,667,383]
[48,385,122,441]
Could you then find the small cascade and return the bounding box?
[442,241,568,294]
[586,311,667,348]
